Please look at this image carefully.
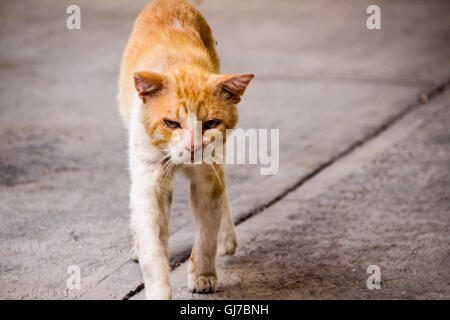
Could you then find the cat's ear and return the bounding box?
[133,71,166,102]
[213,73,254,104]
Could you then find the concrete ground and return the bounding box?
[0,0,449,299]
[157,90,450,300]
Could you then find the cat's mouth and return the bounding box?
[171,147,203,165]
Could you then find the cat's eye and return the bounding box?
[203,119,221,130]
[163,119,180,129]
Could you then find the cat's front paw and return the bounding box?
[188,274,218,293]
[218,233,238,256]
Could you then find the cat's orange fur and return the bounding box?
[119,0,216,121]
[118,0,253,299]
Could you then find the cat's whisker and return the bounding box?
[209,163,224,189]
[161,154,172,166]
[160,158,175,183]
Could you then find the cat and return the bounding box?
[118,0,253,299]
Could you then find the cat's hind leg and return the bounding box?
[217,195,238,256]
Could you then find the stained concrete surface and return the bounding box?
[147,91,450,300]
[0,0,449,299]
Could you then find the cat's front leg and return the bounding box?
[186,164,227,293]
[129,163,173,300]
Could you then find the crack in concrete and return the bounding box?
[121,77,450,300]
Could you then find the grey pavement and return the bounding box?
[139,89,450,300]
[0,0,449,299]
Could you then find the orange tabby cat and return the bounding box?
[118,0,253,299]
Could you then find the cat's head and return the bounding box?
[133,66,253,164]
